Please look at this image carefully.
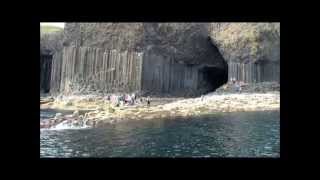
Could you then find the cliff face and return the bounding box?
[41,22,280,96]
[40,28,64,93]
[40,31,63,54]
[63,23,144,50]
[138,23,222,67]
[62,22,280,65]
[62,23,225,68]
[209,23,280,63]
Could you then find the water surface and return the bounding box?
[40,110,280,158]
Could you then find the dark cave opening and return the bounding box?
[195,36,228,94]
[40,53,53,93]
[198,66,228,94]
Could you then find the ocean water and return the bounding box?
[40,110,280,158]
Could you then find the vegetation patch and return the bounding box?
[40,25,63,35]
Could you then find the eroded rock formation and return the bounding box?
[40,22,280,96]
[209,23,280,82]
[40,29,64,93]
[62,23,225,67]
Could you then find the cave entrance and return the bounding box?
[198,66,228,94]
[40,53,53,93]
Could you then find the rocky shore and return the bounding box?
[40,82,280,129]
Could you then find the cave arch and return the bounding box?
[40,52,53,93]
[195,36,229,94]
[198,65,228,94]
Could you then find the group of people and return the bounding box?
[106,93,151,107]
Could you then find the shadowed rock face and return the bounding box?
[40,54,52,93]
[138,23,225,67]
[43,22,280,66]
[40,30,64,93]
[62,23,227,69]
[40,31,63,54]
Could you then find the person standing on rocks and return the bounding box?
[147,96,151,107]
[235,81,241,93]
[131,93,135,105]
[239,81,244,93]
[234,81,239,92]
[127,94,132,105]
[231,78,236,84]
[116,95,120,107]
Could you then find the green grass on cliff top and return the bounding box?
[40,25,63,34]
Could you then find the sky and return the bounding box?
[40,22,65,28]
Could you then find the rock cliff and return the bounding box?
[40,31,63,54]
[209,23,280,63]
[40,22,280,95]
[61,22,279,65]
[62,23,224,67]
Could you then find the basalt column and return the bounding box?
[141,51,200,96]
[51,46,144,94]
[40,53,53,93]
[49,51,63,94]
[227,61,279,83]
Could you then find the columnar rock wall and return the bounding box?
[209,23,280,83]
[40,54,52,92]
[43,23,280,96]
[50,51,63,93]
[228,61,279,83]
[142,52,200,96]
[50,46,143,95]
[50,45,222,96]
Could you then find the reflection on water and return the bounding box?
[40,111,280,158]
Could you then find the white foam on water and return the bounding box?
[42,120,91,131]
